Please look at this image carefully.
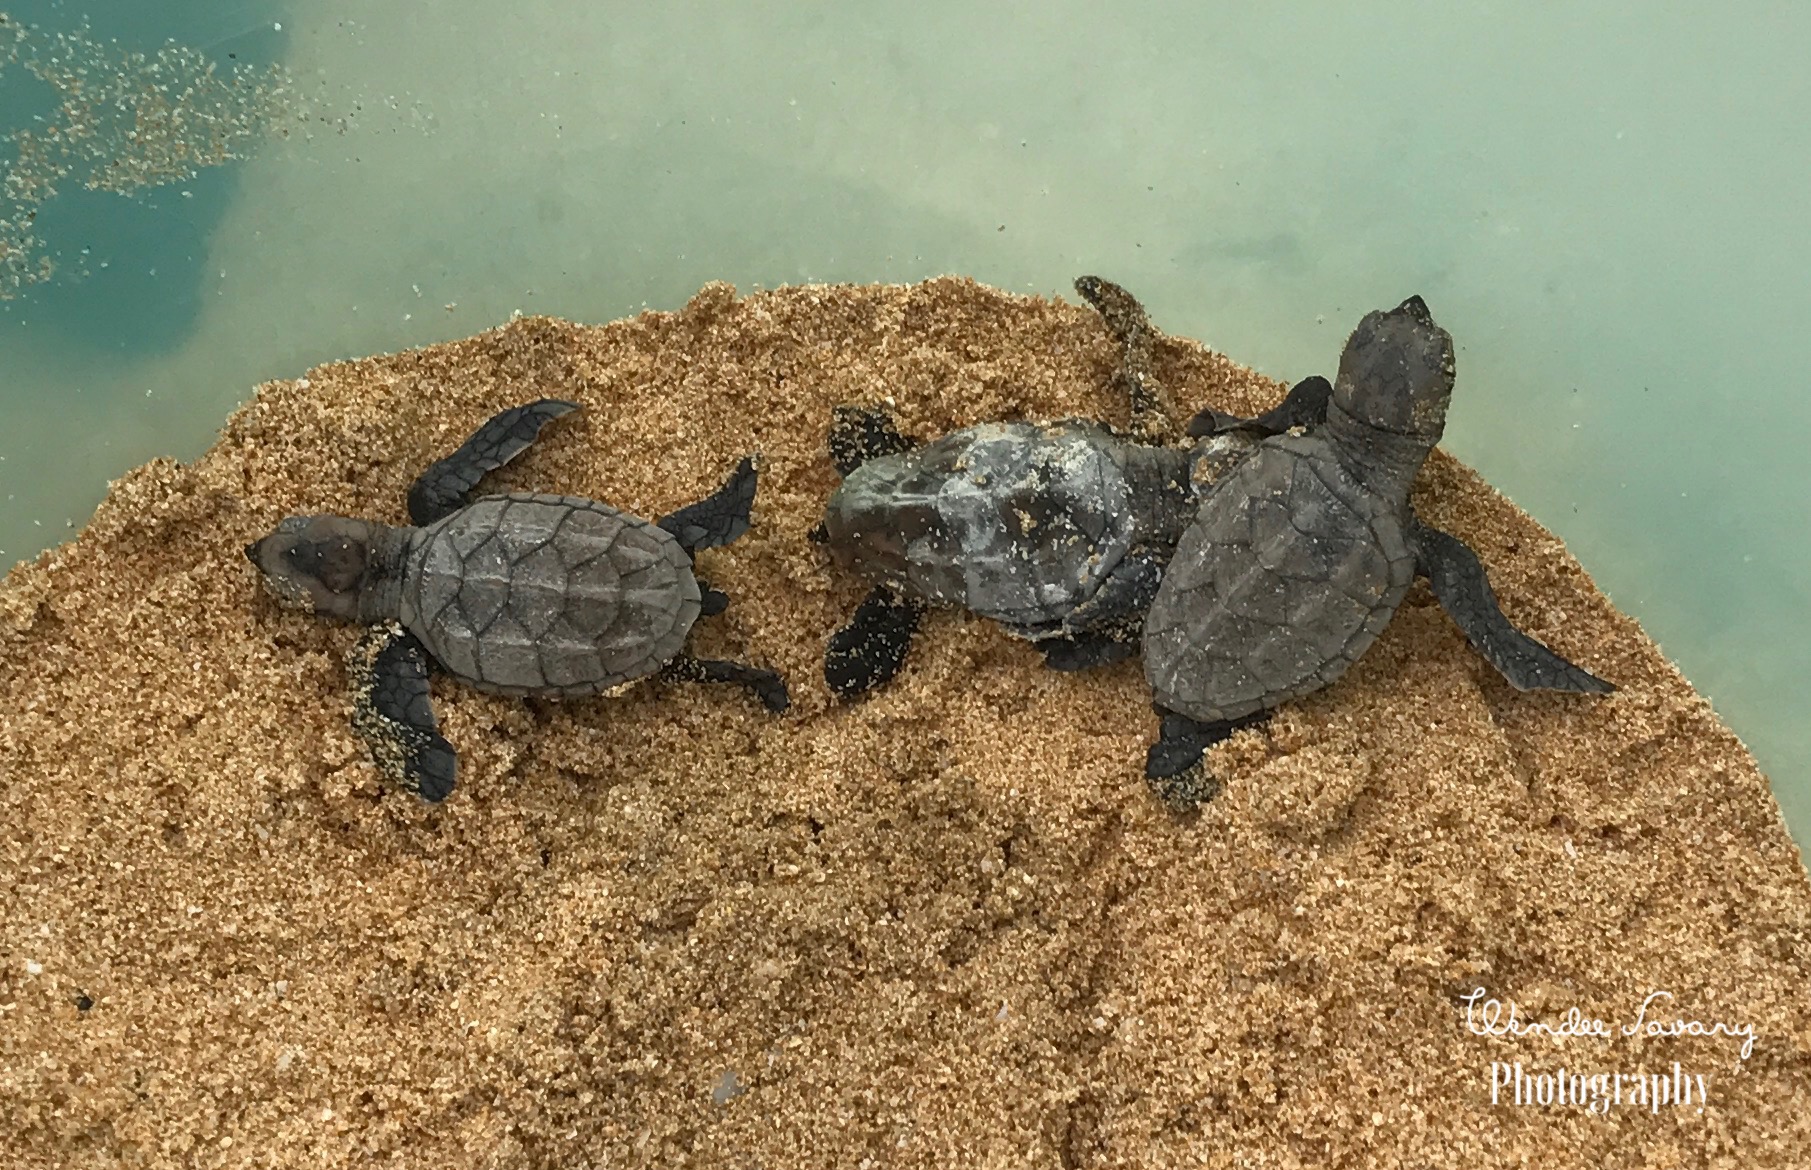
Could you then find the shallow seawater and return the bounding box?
[1,3,1806,842]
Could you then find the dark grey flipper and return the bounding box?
[661,654,791,712]
[696,582,730,617]
[1074,274,1170,440]
[828,405,916,477]
[1186,375,1334,439]
[1065,544,1168,634]
[1036,544,1168,672]
[1145,709,1268,808]
[347,623,457,802]
[825,585,927,698]
[407,398,580,526]
[1409,518,1615,694]
[658,456,758,554]
[1040,630,1137,672]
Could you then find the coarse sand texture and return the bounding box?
[2,278,1808,1168]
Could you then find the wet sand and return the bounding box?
[2,278,1807,1168]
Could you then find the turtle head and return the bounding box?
[246,515,387,621]
[1332,295,1455,442]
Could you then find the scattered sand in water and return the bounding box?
[2,278,1807,1168]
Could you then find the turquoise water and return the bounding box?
[3,4,1807,842]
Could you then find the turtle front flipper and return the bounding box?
[825,585,927,699]
[1409,518,1615,694]
[1039,544,1168,672]
[1186,375,1334,439]
[347,622,458,802]
[407,398,580,525]
[1064,544,1168,635]
[828,405,916,477]
[659,456,759,554]
[1074,275,1172,442]
[661,654,791,713]
[1145,708,1268,809]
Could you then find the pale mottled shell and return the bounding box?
[823,421,1134,634]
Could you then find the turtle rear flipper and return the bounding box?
[1074,275,1170,441]
[1186,375,1333,439]
[1410,518,1615,694]
[1145,709,1267,810]
[408,399,580,525]
[659,456,758,554]
[661,654,791,713]
[347,623,457,801]
[828,405,916,477]
[1040,630,1137,672]
[695,580,731,617]
[825,586,926,699]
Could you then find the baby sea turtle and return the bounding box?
[1143,296,1614,804]
[816,277,1328,697]
[245,399,788,802]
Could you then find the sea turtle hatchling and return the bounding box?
[816,276,1329,698]
[245,399,789,802]
[1142,296,1614,804]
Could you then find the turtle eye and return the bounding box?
[282,540,325,577]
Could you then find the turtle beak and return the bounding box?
[243,541,260,565]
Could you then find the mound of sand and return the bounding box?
[2,278,1807,1168]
